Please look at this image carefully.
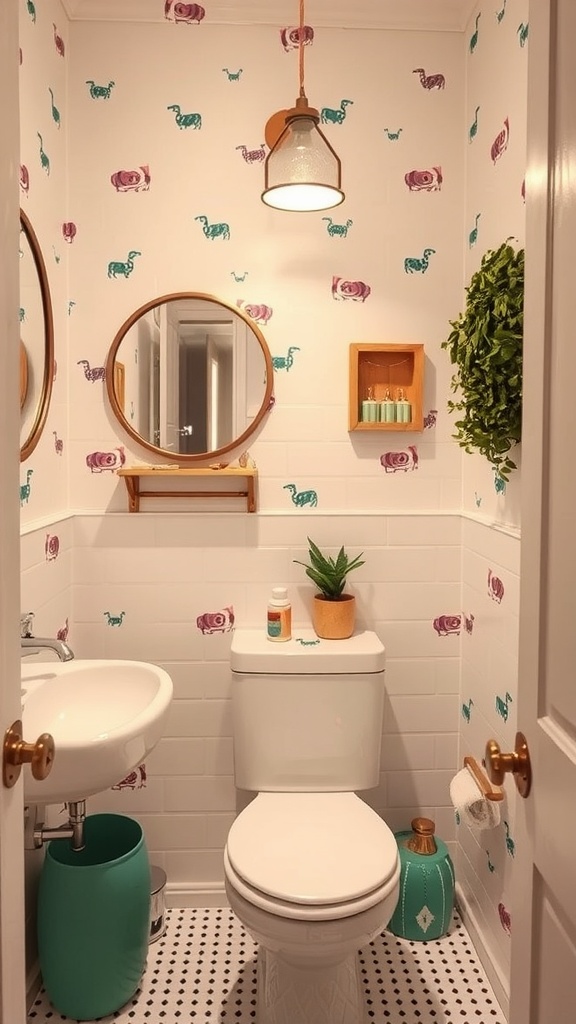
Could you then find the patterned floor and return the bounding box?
[28,907,506,1023]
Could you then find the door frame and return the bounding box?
[511,0,573,1020]
[0,0,28,1020]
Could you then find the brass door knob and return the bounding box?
[3,719,55,789]
[485,731,532,798]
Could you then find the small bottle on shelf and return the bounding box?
[361,386,379,423]
[395,388,412,423]
[267,587,292,642]
[380,388,396,423]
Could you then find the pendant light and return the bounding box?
[262,0,345,212]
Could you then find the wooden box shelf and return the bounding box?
[116,466,258,513]
[349,343,424,432]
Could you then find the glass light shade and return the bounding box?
[262,115,344,212]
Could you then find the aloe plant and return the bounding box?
[294,538,365,600]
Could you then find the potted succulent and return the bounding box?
[294,537,365,639]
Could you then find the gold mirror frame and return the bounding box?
[105,292,275,462]
[20,209,55,462]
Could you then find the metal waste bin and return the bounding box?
[37,814,151,1020]
[149,865,167,942]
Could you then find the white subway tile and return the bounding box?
[164,777,237,812]
[434,733,459,770]
[387,770,454,808]
[387,515,461,546]
[380,733,436,772]
[164,699,233,738]
[146,738,205,776]
[138,814,208,850]
[385,693,459,734]
[204,737,235,775]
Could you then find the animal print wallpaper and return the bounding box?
[63,14,466,514]
[457,0,527,1004]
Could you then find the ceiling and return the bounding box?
[60,0,477,32]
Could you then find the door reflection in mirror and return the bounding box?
[107,294,273,461]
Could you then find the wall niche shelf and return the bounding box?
[116,467,257,513]
[349,343,424,432]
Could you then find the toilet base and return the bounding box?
[258,946,368,1024]
[225,871,401,1024]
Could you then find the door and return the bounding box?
[159,304,180,450]
[0,0,28,1020]
[510,1,576,1020]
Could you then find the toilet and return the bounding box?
[224,629,401,1024]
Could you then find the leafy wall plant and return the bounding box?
[442,240,524,481]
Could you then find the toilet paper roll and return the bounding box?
[449,767,501,831]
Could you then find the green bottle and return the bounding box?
[388,817,455,941]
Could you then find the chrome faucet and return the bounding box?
[21,637,75,661]
[20,616,74,662]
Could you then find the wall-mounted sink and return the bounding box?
[21,660,173,804]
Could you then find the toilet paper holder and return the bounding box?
[463,755,504,801]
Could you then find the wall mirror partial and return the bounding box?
[106,293,274,461]
[20,210,55,461]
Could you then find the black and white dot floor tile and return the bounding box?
[28,908,506,1023]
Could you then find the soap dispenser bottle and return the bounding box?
[395,387,412,424]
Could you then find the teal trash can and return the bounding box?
[37,814,151,1020]
[388,817,455,941]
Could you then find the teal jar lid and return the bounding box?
[388,818,455,941]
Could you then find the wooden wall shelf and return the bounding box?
[116,467,258,513]
[349,343,424,432]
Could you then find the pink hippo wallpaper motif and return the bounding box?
[380,447,419,472]
[164,2,205,25]
[197,607,235,634]
[331,277,371,301]
[433,614,462,636]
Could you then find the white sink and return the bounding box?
[21,660,173,804]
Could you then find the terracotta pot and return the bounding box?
[312,594,356,640]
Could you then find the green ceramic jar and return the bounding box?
[388,817,455,941]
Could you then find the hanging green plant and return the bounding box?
[441,239,524,482]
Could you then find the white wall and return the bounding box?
[456,0,527,1008]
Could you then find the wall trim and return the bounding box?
[460,510,521,541]
[68,508,463,517]
[166,881,228,909]
[455,883,510,1021]
[20,511,74,536]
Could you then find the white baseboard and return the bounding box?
[26,962,42,1011]
[455,883,509,1021]
[166,881,228,909]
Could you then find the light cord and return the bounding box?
[298,0,305,97]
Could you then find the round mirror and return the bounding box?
[20,210,54,461]
[106,293,274,460]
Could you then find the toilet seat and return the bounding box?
[225,793,400,921]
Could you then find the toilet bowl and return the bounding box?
[224,792,401,1024]
[227,629,397,1024]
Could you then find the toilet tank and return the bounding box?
[230,629,385,792]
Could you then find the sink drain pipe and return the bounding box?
[25,800,87,851]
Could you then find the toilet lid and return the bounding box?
[226,793,399,906]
